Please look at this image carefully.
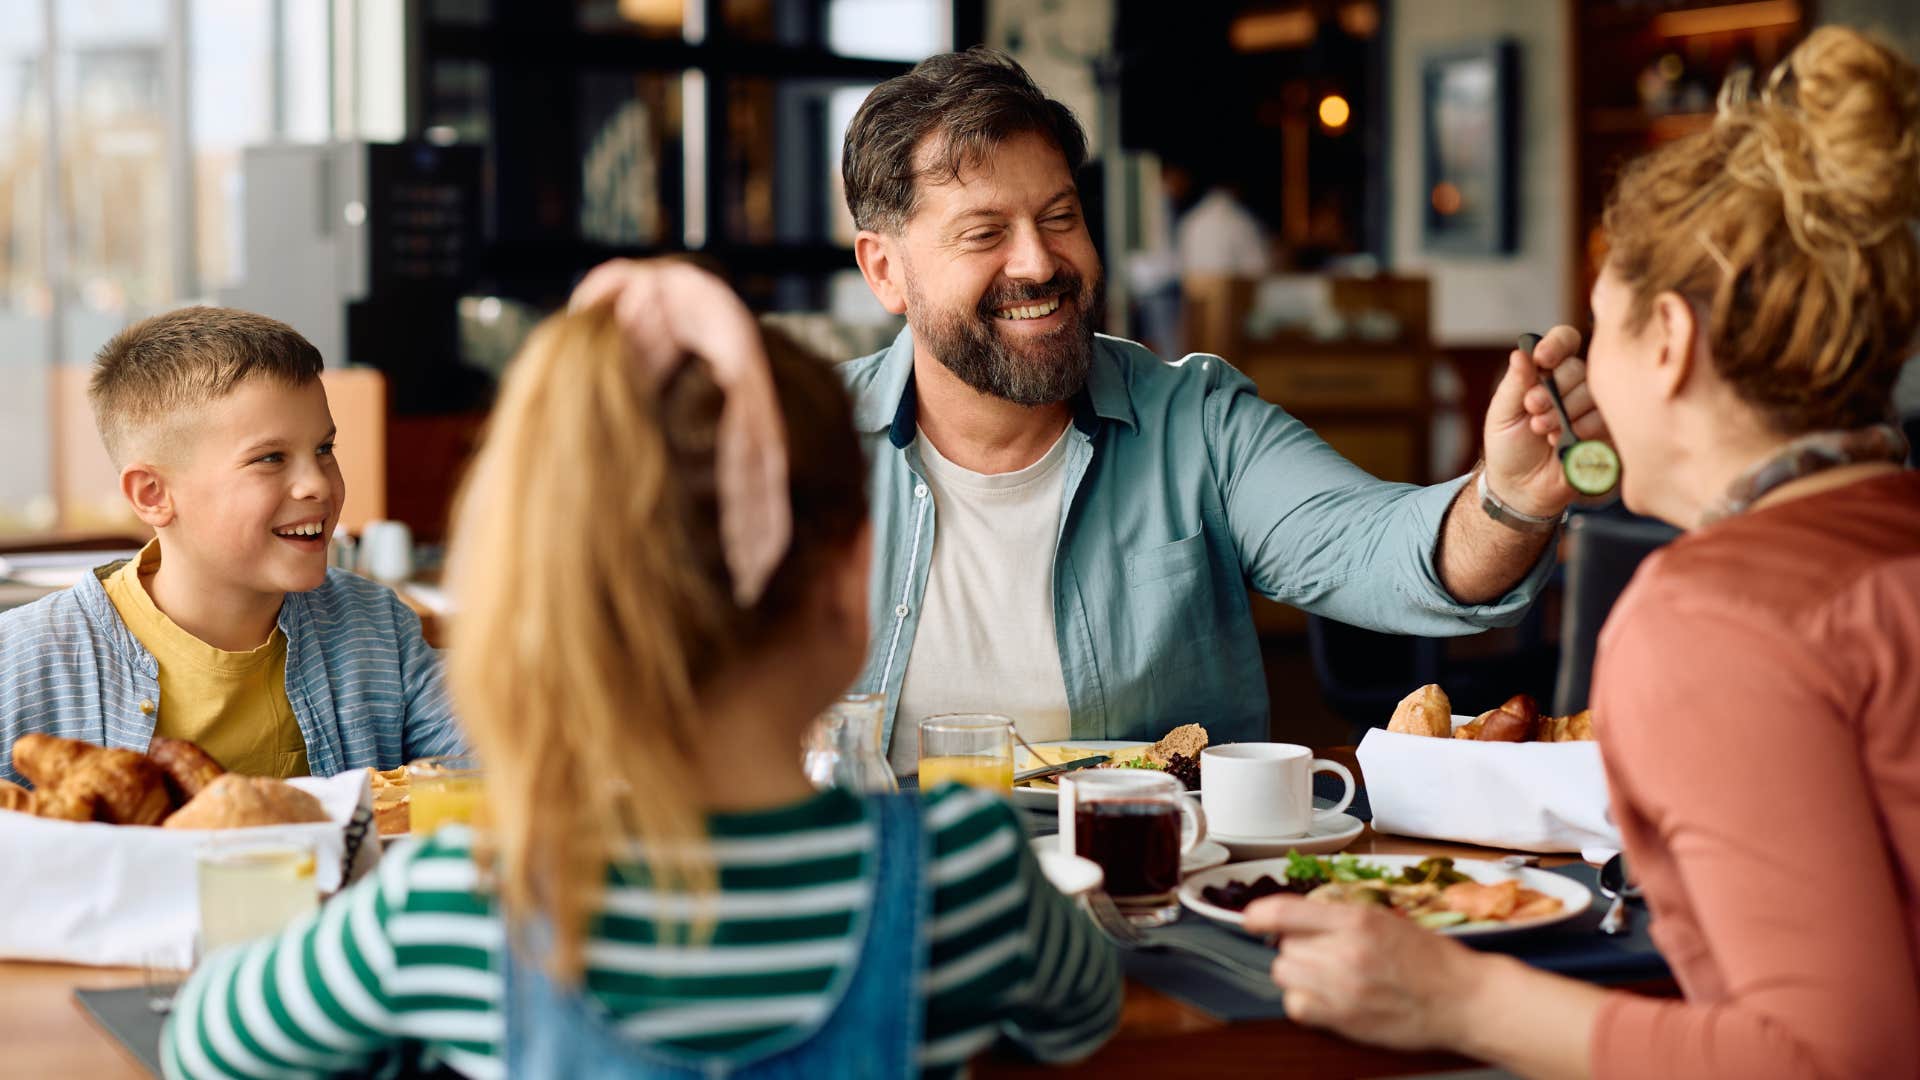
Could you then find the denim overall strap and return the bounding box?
[501,793,929,1079]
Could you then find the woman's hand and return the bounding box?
[1243,895,1481,1052]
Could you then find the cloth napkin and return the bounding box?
[0,770,379,967]
[1358,726,1620,854]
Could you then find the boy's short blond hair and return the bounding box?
[89,307,324,465]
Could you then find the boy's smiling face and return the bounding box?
[154,377,344,597]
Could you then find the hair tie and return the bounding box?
[571,259,793,607]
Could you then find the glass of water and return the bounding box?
[196,840,319,955]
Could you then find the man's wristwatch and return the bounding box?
[1477,469,1565,534]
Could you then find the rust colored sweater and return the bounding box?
[1590,471,1920,1079]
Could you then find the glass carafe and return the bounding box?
[803,693,899,794]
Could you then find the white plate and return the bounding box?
[1209,812,1366,859]
[1029,835,1230,876]
[1179,854,1593,938]
[1010,740,1154,810]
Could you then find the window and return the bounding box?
[0,0,335,538]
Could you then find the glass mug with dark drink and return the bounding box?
[1070,770,1208,926]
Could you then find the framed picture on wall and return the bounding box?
[1421,39,1517,255]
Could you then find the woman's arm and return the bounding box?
[1247,895,1607,1080]
[1248,596,1918,1079]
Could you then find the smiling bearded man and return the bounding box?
[907,258,1101,407]
[837,48,1604,775]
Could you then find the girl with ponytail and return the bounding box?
[1241,27,1920,1079]
[160,260,1121,1079]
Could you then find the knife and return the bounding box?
[1012,755,1114,785]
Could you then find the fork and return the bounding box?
[1083,890,1278,993]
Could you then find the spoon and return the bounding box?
[1597,852,1642,936]
[1519,332,1621,497]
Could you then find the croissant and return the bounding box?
[147,736,227,805]
[0,776,91,820]
[1540,709,1595,742]
[13,734,172,825]
[0,779,31,814]
[164,774,329,830]
[1388,684,1453,738]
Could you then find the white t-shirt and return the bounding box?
[890,425,1074,775]
[1177,189,1272,278]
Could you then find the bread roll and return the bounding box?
[163,774,329,830]
[1388,684,1453,738]
[1474,695,1539,742]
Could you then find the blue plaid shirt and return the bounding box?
[0,563,464,785]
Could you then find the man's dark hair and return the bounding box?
[842,47,1089,234]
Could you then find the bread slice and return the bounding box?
[1147,723,1208,765]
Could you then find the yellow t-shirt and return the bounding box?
[101,541,310,778]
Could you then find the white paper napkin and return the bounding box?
[1357,723,1620,854]
[0,769,379,967]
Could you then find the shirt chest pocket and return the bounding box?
[1125,530,1225,685]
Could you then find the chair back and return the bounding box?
[1553,513,1680,716]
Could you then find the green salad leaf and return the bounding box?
[1284,850,1391,884]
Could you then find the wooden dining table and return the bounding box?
[1,749,1669,1079]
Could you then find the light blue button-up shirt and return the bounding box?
[841,327,1553,751]
[0,563,464,784]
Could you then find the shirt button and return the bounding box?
[914,483,929,498]
[894,603,911,618]
[139,699,155,714]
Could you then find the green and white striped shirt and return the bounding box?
[160,785,1121,1079]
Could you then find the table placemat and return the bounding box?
[76,987,464,1079]
[1124,863,1664,1024]
[74,986,164,1078]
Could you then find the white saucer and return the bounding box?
[1209,812,1365,860]
[1029,835,1233,876]
[1032,849,1103,898]
[1181,838,1231,874]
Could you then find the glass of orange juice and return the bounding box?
[408,754,486,835]
[918,714,1015,793]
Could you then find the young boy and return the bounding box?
[0,307,462,784]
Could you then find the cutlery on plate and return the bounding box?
[1012,755,1114,784]
[1083,889,1278,993]
[1597,852,1641,935]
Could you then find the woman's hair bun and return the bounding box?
[1725,26,1920,249]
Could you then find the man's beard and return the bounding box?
[908,267,1104,407]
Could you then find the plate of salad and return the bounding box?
[1179,851,1592,938]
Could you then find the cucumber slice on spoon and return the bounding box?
[1519,333,1620,496]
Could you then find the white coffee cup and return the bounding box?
[359,520,414,584]
[1200,742,1356,839]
